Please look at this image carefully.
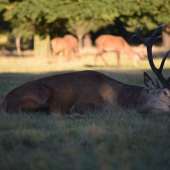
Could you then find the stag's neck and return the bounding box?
[111,80,147,111]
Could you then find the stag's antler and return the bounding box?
[133,24,170,88]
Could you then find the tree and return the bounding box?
[56,0,119,47]
[33,0,119,47]
[0,0,11,46]
[0,0,36,55]
[1,0,69,57]
[1,0,170,56]
[9,23,34,55]
[117,0,170,47]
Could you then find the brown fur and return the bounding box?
[63,35,81,59]
[0,70,170,114]
[95,35,141,68]
[50,35,80,61]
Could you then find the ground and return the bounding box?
[0,46,170,170]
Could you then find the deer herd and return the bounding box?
[51,32,142,68]
[1,24,170,115]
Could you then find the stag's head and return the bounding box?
[142,72,170,113]
[133,24,170,113]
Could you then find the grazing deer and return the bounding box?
[95,35,141,68]
[50,35,80,61]
[63,35,81,60]
[0,25,170,114]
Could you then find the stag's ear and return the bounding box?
[144,72,156,88]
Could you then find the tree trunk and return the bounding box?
[15,36,22,56]
[162,31,170,48]
[34,34,51,58]
[83,33,92,48]
[77,34,83,48]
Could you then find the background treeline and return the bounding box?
[0,0,170,57]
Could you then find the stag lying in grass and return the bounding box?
[0,25,170,114]
[95,35,141,68]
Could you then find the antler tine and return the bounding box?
[133,25,164,45]
[132,26,149,45]
[167,77,170,84]
[159,49,170,73]
[153,35,162,44]
[133,24,169,88]
[158,49,170,87]
[149,24,165,44]
[157,79,161,88]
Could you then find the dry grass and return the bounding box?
[0,45,170,73]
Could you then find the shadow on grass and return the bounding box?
[1,68,170,83]
[1,68,170,96]
[0,49,34,57]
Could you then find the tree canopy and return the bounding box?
[0,0,170,49]
[118,0,170,33]
[1,0,170,36]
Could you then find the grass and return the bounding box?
[0,51,170,170]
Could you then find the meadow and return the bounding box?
[0,50,170,170]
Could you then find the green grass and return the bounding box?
[0,53,170,170]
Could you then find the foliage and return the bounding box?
[0,0,170,37]
[57,0,118,34]
[0,0,8,12]
[40,0,119,46]
[0,0,170,51]
[0,0,10,33]
[0,0,119,37]
[118,0,170,33]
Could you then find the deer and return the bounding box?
[95,35,141,68]
[0,25,170,114]
[50,34,80,61]
[63,35,81,60]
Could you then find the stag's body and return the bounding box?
[0,70,169,114]
[50,35,80,61]
[95,35,140,68]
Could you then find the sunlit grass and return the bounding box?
[1,50,170,74]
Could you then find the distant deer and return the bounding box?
[50,34,80,61]
[1,25,170,114]
[95,35,141,68]
[63,35,81,60]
